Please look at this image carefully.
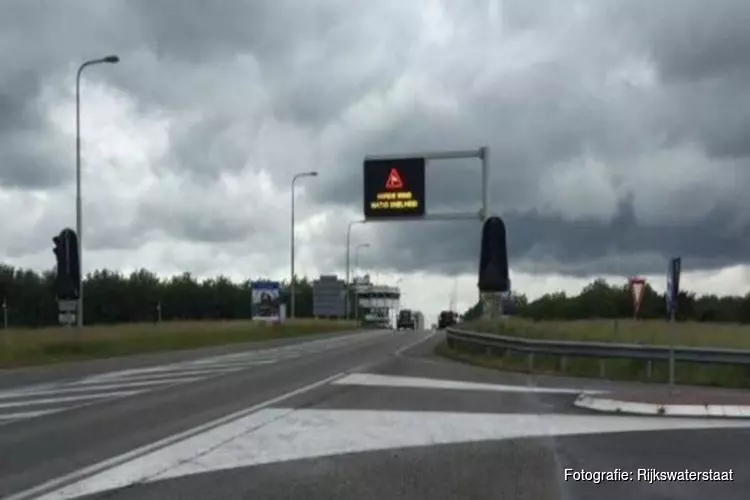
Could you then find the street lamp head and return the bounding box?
[309,171,319,177]
[103,55,120,64]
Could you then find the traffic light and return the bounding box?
[53,228,80,300]
[478,216,510,293]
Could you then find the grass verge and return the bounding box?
[439,318,750,389]
[0,319,359,368]
[464,317,750,349]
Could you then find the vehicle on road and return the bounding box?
[397,309,416,330]
[438,310,458,329]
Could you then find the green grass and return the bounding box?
[440,318,750,389]
[464,317,750,348]
[0,319,359,368]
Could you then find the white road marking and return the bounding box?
[0,409,63,422]
[28,408,750,500]
[0,391,143,409]
[0,377,207,399]
[68,367,244,384]
[394,330,436,356]
[187,357,277,367]
[333,373,607,394]
[3,367,368,500]
[0,332,386,427]
[79,364,248,379]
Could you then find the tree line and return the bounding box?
[462,278,750,323]
[0,264,319,328]
[3,263,748,328]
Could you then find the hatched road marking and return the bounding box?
[0,331,391,426]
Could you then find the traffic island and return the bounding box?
[574,387,750,418]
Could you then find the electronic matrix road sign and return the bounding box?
[363,157,426,220]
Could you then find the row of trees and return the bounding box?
[0,264,320,327]
[3,262,750,327]
[462,278,750,323]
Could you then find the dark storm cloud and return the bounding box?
[4,0,750,279]
[312,0,750,278]
[0,0,137,188]
[359,198,750,278]
[615,0,750,161]
[0,133,68,189]
[622,0,750,84]
[0,62,66,188]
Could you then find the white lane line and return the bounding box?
[0,409,64,422]
[394,330,437,357]
[0,335,369,405]
[332,373,608,395]
[81,364,249,379]
[4,365,368,500]
[84,363,226,378]
[68,368,242,385]
[0,364,265,399]
[0,390,143,409]
[186,356,278,366]
[178,359,277,370]
[0,377,207,399]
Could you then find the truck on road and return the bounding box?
[437,310,458,329]
[397,309,416,330]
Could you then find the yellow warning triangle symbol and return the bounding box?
[385,168,404,190]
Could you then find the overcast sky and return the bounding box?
[2,0,750,321]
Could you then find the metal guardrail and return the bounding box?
[445,327,750,367]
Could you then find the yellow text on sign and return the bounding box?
[370,190,420,210]
[376,191,414,201]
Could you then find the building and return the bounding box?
[352,275,400,327]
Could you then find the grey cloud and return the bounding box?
[309,0,750,278]
[135,197,269,245]
[613,0,750,161]
[0,0,138,189]
[355,198,750,279]
[0,64,66,188]
[0,129,69,189]
[4,0,750,282]
[623,0,750,83]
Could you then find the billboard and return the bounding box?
[312,275,346,318]
[251,281,281,321]
[363,157,426,219]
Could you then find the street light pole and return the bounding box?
[345,219,365,318]
[290,171,318,319]
[395,277,404,329]
[353,243,370,321]
[76,54,119,328]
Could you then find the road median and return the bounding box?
[0,319,359,368]
[574,387,750,418]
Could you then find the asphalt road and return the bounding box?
[1,328,748,499]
